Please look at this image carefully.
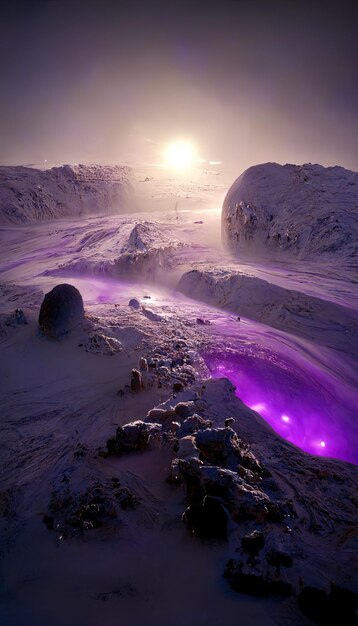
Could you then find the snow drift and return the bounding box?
[177,268,358,355]
[49,220,186,281]
[222,162,358,260]
[0,164,134,224]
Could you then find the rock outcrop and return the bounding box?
[222,162,358,260]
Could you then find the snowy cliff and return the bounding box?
[0,164,134,224]
[222,163,358,260]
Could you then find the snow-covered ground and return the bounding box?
[0,163,357,626]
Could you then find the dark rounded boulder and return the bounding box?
[39,283,84,338]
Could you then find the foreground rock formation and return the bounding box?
[222,162,358,260]
[103,377,358,625]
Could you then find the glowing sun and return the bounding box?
[164,140,196,169]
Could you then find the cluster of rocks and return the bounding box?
[5,308,27,327]
[122,341,200,395]
[44,476,139,538]
[106,421,163,456]
[83,329,123,355]
[103,394,358,625]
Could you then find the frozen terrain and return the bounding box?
[222,162,358,261]
[0,163,357,626]
[0,164,134,224]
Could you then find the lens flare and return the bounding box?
[164,141,196,169]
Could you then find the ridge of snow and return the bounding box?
[0,164,134,224]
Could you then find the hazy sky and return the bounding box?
[1,0,357,172]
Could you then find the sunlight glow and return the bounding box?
[164,141,196,169]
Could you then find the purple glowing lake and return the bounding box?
[203,341,357,465]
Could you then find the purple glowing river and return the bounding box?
[198,308,358,465]
[203,348,356,464]
[58,276,357,466]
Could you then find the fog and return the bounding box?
[1,0,357,172]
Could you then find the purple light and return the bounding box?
[203,350,357,465]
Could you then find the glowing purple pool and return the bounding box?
[204,348,358,465]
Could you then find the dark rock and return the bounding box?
[6,308,27,326]
[173,381,184,393]
[224,557,268,596]
[128,298,141,309]
[174,401,196,419]
[42,514,54,530]
[106,420,162,455]
[224,556,292,597]
[266,549,293,568]
[196,318,211,325]
[130,369,142,392]
[183,495,228,540]
[139,357,148,370]
[241,530,265,556]
[46,480,134,537]
[177,435,201,460]
[180,464,271,523]
[266,500,295,522]
[195,427,263,474]
[39,283,84,338]
[178,414,212,437]
[146,407,176,422]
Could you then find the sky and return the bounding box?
[0,0,357,172]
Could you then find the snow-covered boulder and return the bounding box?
[0,163,134,224]
[222,162,358,260]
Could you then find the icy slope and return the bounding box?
[0,164,134,224]
[222,162,358,260]
[177,268,358,355]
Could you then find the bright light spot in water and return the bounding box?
[281,415,290,423]
[320,441,326,448]
[164,141,196,169]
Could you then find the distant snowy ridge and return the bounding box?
[222,162,358,260]
[0,164,134,224]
